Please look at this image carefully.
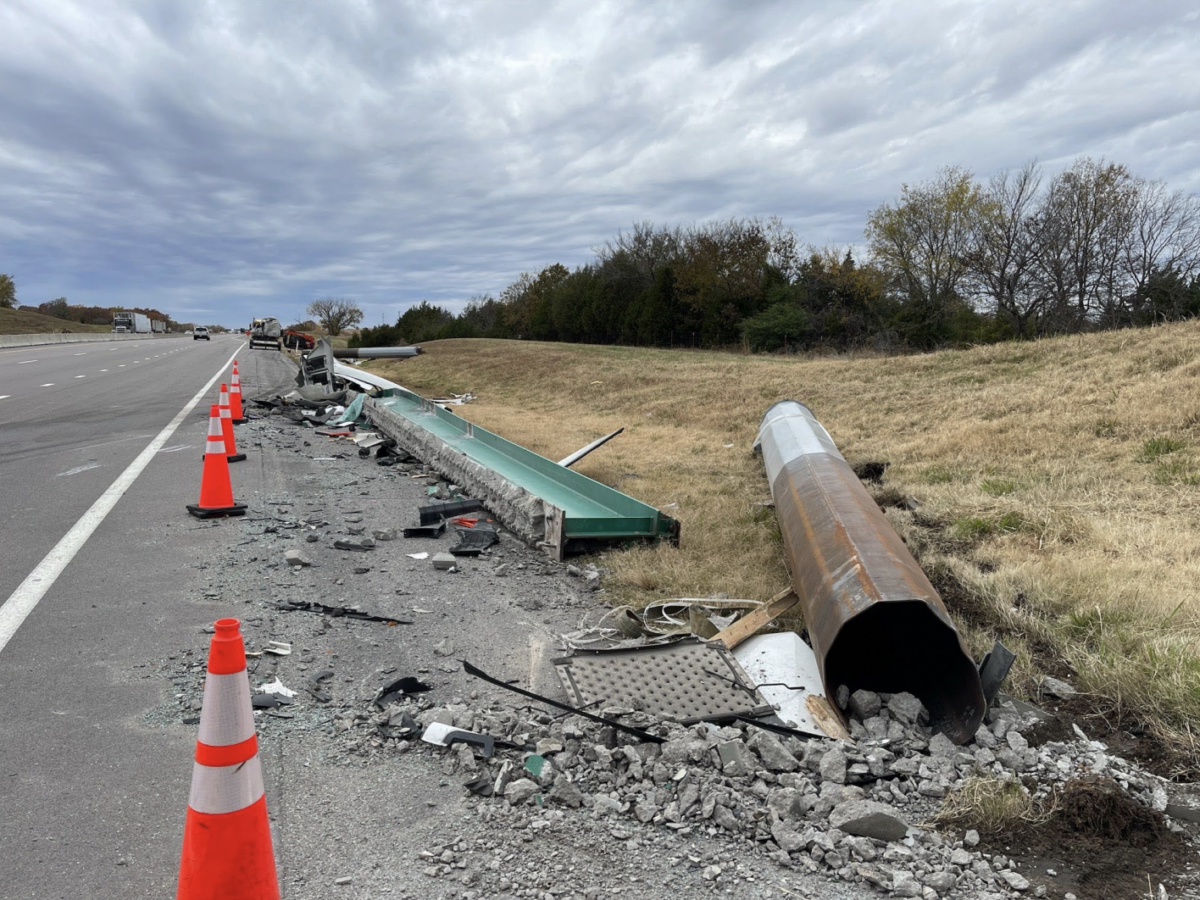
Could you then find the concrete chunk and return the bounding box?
[819,744,847,784]
[284,549,313,567]
[717,740,754,776]
[828,799,909,842]
[748,730,800,772]
[1040,675,1077,699]
[848,689,881,719]
[432,552,456,570]
[504,778,539,806]
[888,691,928,725]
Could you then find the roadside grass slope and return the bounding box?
[0,307,112,334]
[374,322,1200,765]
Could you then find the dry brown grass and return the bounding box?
[372,322,1200,753]
[931,774,1056,835]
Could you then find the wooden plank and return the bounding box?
[711,587,800,650]
[806,694,851,740]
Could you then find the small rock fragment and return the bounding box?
[504,778,539,806]
[848,689,881,720]
[1040,675,1077,699]
[748,730,799,772]
[284,549,313,567]
[1000,870,1030,891]
[819,744,848,785]
[828,799,908,842]
[717,740,755,776]
[888,692,928,724]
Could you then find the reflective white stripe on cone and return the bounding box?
[188,757,266,815]
[197,671,255,747]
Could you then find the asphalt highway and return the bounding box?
[0,335,289,898]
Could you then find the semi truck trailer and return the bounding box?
[111,311,152,334]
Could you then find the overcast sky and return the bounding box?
[1,0,1198,328]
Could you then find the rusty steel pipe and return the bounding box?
[755,400,985,744]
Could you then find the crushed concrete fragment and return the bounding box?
[1039,675,1077,699]
[828,799,908,842]
[284,549,313,567]
[848,689,881,719]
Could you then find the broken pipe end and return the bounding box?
[823,600,986,744]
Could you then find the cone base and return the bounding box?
[187,503,248,519]
[227,453,247,463]
[233,418,249,425]
[177,795,279,900]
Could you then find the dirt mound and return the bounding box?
[995,778,1193,900]
[1058,777,1171,847]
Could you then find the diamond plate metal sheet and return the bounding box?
[553,639,773,724]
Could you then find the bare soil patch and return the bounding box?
[987,779,1195,900]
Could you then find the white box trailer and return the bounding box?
[112,311,152,333]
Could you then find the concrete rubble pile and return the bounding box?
[319,676,1187,900]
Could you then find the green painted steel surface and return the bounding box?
[375,387,675,541]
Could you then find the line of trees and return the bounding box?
[0,278,178,329]
[354,156,1200,352]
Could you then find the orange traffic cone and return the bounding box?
[218,384,246,463]
[229,364,247,424]
[187,405,247,519]
[176,618,279,900]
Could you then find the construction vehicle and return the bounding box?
[282,328,316,350]
[249,317,283,350]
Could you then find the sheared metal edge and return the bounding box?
[754,400,985,744]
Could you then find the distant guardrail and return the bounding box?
[0,332,189,349]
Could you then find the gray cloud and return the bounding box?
[0,0,1197,326]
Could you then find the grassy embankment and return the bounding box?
[374,323,1200,767]
[0,307,112,334]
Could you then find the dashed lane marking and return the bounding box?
[0,342,247,656]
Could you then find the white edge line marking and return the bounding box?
[0,395,10,400]
[0,342,247,655]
